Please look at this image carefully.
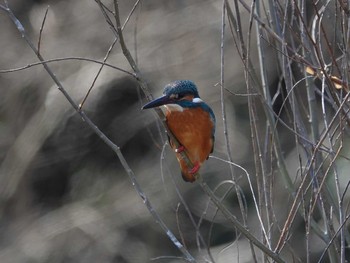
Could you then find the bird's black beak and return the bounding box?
[142,95,173,109]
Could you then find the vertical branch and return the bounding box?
[251,1,278,256]
[254,0,275,251]
[221,1,250,227]
[245,1,274,260]
[79,37,118,109]
[298,2,344,261]
[299,0,320,148]
[37,5,49,54]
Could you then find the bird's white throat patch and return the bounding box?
[163,98,203,112]
[192,98,203,103]
[164,104,184,112]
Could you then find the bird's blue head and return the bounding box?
[142,80,200,109]
[142,80,216,137]
[163,80,199,99]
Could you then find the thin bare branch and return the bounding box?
[0,56,135,76]
[79,38,118,109]
[37,5,49,54]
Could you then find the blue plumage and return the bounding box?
[163,80,200,98]
[143,80,215,136]
[142,80,216,182]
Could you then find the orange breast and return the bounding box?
[165,107,214,181]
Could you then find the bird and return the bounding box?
[142,80,215,182]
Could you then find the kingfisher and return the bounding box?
[142,80,215,182]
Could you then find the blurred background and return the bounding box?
[0,0,349,262]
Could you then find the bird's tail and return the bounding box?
[169,139,198,182]
[176,154,196,182]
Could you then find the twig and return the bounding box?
[201,180,237,255]
[0,56,135,76]
[318,210,350,263]
[121,0,141,31]
[196,175,284,262]
[79,0,142,109]
[275,88,350,254]
[79,38,118,109]
[161,143,214,261]
[175,203,188,251]
[221,1,250,231]
[37,5,49,54]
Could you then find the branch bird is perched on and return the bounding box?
[142,80,215,182]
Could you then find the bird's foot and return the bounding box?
[175,145,185,153]
[189,161,200,175]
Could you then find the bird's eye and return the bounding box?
[172,93,186,99]
[170,94,178,99]
[170,93,187,100]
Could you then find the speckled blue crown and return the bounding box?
[163,80,200,98]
